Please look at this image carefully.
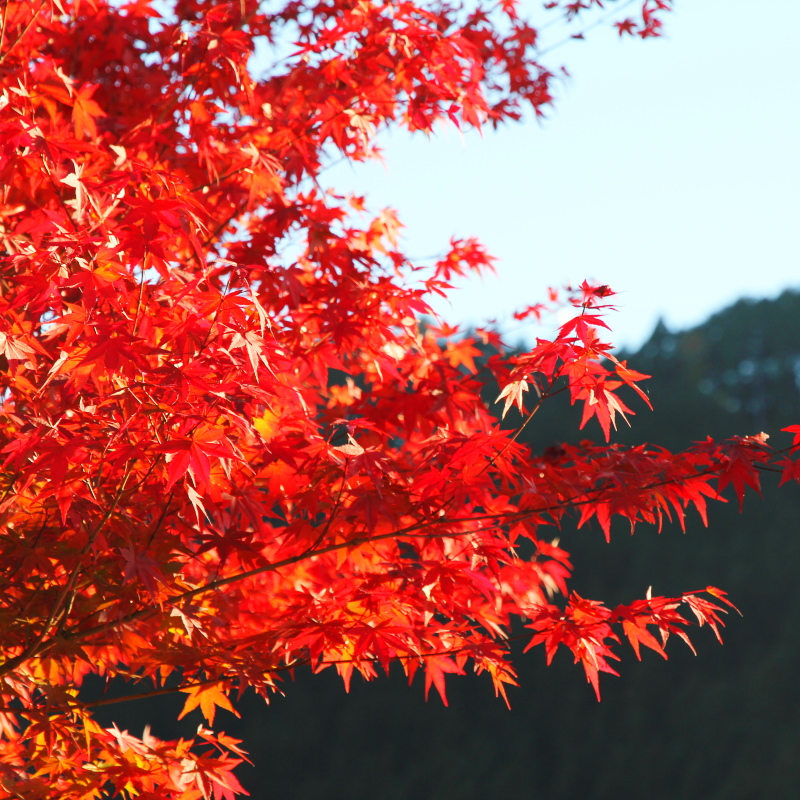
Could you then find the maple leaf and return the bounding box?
[71,83,106,140]
[777,455,800,487]
[713,433,770,509]
[496,379,529,418]
[60,161,89,220]
[423,654,465,706]
[615,18,638,36]
[577,382,636,440]
[119,543,166,598]
[444,338,483,374]
[0,331,36,363]
[782,424,800,447]
[614,602,668,660]
[179,683,241,727]
[226,328,271,378]
[253,407,280,440]
[108,722,159,757]
[512,303,547,322]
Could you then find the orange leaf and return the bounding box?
[72,83,106,140]
[178,682,240,726]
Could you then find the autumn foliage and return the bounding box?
[0,0,795,796]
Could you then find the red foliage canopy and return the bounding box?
[0,0,795,796]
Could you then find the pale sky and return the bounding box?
[325,0,800,352]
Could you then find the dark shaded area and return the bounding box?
[93,290,800,799]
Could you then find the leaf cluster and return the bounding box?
[1,1,793,797]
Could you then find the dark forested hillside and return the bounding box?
[92,291,800,799]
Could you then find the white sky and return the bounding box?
[324,0,800,351]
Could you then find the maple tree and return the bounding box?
[0,0,796,796]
